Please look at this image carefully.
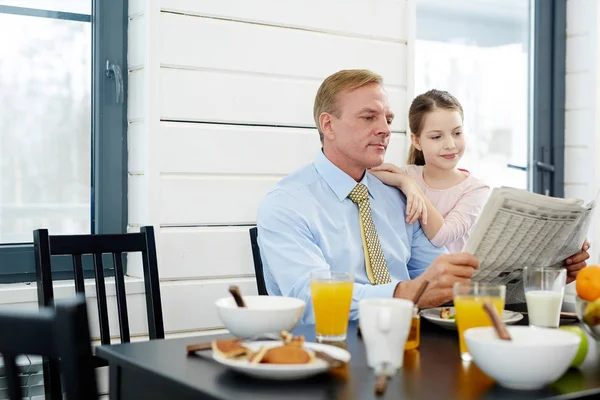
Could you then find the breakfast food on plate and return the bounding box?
[440,307,453,320]
[249,346,268,364]
[213,331,314,365]
[260,345,314,365]
[211,339,251,360]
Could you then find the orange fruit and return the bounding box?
[576,265,600,301]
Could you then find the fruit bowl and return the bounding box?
[575,296,600,341]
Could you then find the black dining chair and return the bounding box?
[249,227,268,295]
[0,295,97,400]
[33,226,164,399]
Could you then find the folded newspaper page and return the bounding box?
[463,187,595,285]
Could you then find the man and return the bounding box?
[257,69,589,324]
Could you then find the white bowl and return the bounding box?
[215,296,305,338]
[464,326,581,390]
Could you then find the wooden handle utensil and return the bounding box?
[229,285,246,307]
[483,302,512,341]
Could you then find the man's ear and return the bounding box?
[410,133,422,151]
[319,112,335,141]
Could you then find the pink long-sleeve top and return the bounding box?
[402,165,490,253]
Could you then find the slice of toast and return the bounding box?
[249,346,269,364]
[211,339,251,359]
[260,345,315,365]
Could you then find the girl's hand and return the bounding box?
[400,178,428,225]
[370,163,404,174]
[369,168,427,225]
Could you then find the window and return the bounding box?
[0,0,127,283]
[415,0,532,190]
[415,0,566,197]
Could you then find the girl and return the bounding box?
[370,89,490,253]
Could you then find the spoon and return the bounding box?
[229,285,246,308]
[483,302,512,341]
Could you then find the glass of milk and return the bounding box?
[523,267,567,328]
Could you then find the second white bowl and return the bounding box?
[464,326,580,390]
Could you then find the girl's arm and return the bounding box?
[370,163,490,245]
[426,186,491,248]
[369,164,427,225]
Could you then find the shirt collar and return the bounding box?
[313,150,375,202]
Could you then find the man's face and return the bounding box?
[322,83,393,173]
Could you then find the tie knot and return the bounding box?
[348,184,369,204]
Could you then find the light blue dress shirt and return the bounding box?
[257,151,448,324]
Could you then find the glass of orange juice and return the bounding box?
[310,271,354,342]
[453,282,506,361]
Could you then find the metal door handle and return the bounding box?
[105,60,124,103]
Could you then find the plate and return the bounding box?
[420,307,523,330]
[212,340,351,380]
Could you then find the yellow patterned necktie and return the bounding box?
[348,183,391,285]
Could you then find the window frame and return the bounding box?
[531,0,566,197]
[0,0,128,283]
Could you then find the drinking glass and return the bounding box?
[523,267,566,328]
[310,271,354,342]
[454,282,506,362]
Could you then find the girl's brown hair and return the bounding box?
[407,89,464,165]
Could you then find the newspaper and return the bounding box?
[463,187,595,285]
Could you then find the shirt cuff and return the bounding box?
[356,279,399,300]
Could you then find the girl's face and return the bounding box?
[411,109,465,170]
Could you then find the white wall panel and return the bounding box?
[159,0,408,41]
[128,69,145,122]
[159,68,407,130]
[157,122,407,175]
[158,123,319,174]
[0,278,258,336]
[565,72,593,110]
[160,278,258,332]
[128,16,145,69]
[159,12,407,87]
[159,176,278,225]
[128,0,144,17]
[128,175,149,226]
[128,123,146,173]
[158,226,255,279]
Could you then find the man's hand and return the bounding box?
[394,253,479,307]
[564,240,591,284]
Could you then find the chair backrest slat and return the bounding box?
[249,227,268,296]
[72,254,85,294]
[141,226,165,339]
[49,233,146,254]
[113,251,131,343]
[34,229,55,307]
[0,296,97,400]
[93,253,111,345]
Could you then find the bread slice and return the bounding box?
[280,331,305,347]
[260,345,315,365]
[249,346,268,364]
[211,339,251,359]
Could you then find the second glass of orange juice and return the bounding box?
[310,271,354,342]
[453,282,506,361]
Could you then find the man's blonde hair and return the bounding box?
[313,69,383,143]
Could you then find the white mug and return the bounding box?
[358,298,414,374]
